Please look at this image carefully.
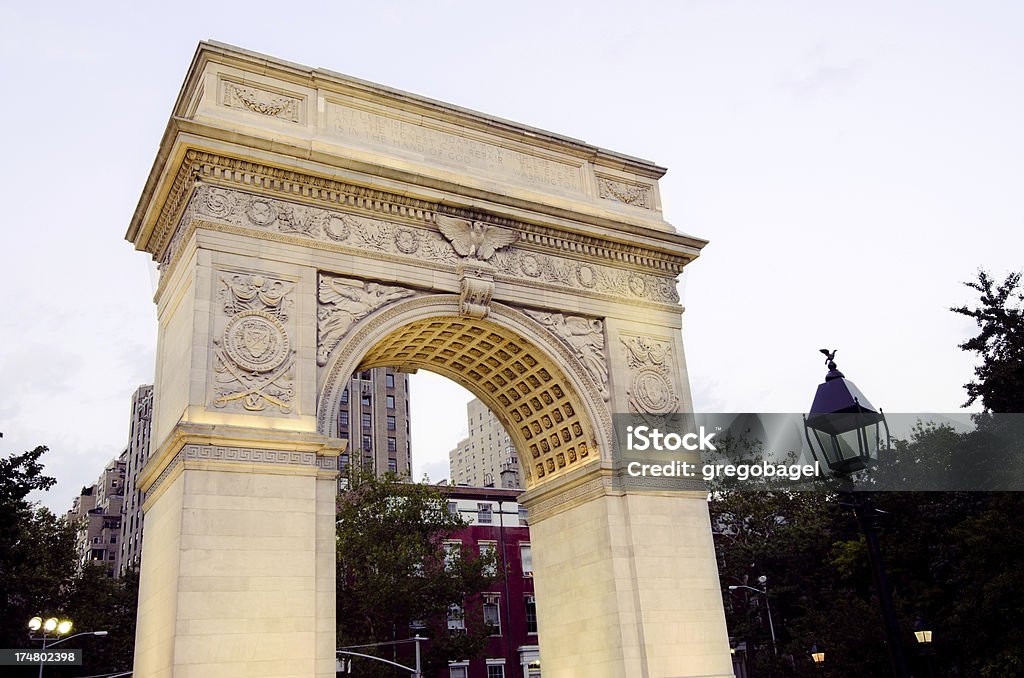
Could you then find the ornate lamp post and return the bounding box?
[803,350,910,678]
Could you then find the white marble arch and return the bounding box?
[125,41,734,678]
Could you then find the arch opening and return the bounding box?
[318,300,606,490]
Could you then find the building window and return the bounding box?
[386,395,395,409]
[479,541,497,577]
[362,435,372,451]
[520,544,532,577]
[362,413,372,428]
[361,393,371,406]
[110,535,117,544]
[525,595,538,634]
[341,388,349,404]
[444,541,461,571]
[388,437,397,453]
[487,663,506,678]
[449,665,468,678]
[339,453,349,471]
[447,501,459,516]
[340,410,349,427]
[387,458,397,473]
[360,370,371,380]
[386,373,395,388]
[518,506,529,526]
[386,415,396,431]
[483,595,501,635]
[478,503,493,524]
[447,604,465,631]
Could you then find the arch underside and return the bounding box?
[336,312,601,489]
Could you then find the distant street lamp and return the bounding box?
[810,644,825,674]
[27,617,107,678]
[913,618,936,678]
[728,576,778,655]
[803,350,911,678]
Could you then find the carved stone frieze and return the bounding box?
[489,247,679,305]
[212,273,296,413]
[221,81,302,123]
[525,311,609,401]
[620,335,679,415]
[317,275,417,366]
[597,176,652,209]
[186,185,458,268]
[178,184,681,307]
[150,153,696,280]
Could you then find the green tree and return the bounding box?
[0,446,78,653]
[59,565,139,675]
[951,269,1024,413]
[336,471,498,677]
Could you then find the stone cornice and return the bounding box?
[143,150,703,279]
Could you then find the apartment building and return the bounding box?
[448,398,522,489]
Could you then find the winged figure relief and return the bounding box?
[435,215,519,261]
[317,277,415,365]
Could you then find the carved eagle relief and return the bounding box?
[435,215,518,261]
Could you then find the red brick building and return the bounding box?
[438,486,541,678]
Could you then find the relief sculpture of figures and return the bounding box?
[436,214,518,261]
[317,275,416,365]
[527,311,610,400]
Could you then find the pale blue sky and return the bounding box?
[1,1,1021,508]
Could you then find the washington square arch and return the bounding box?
[125,42,734,678]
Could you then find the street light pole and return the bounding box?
[27,621,107,678]
[728,583,778,655]
[848,494,911,678]
[803,350,911,678]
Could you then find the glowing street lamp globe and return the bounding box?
[56,620,73,635]
[28,617,42,632]
[43,618,58,633]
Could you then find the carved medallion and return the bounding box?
[246,200,277,226]
[631,368,675,414]
[223,310,290,372]
[213,272,296,414]
[621,336,679,415]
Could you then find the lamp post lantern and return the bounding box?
[913,618,936,678]
[810,644,826,675]
[803,350,911,678]
[803,349,891,476]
